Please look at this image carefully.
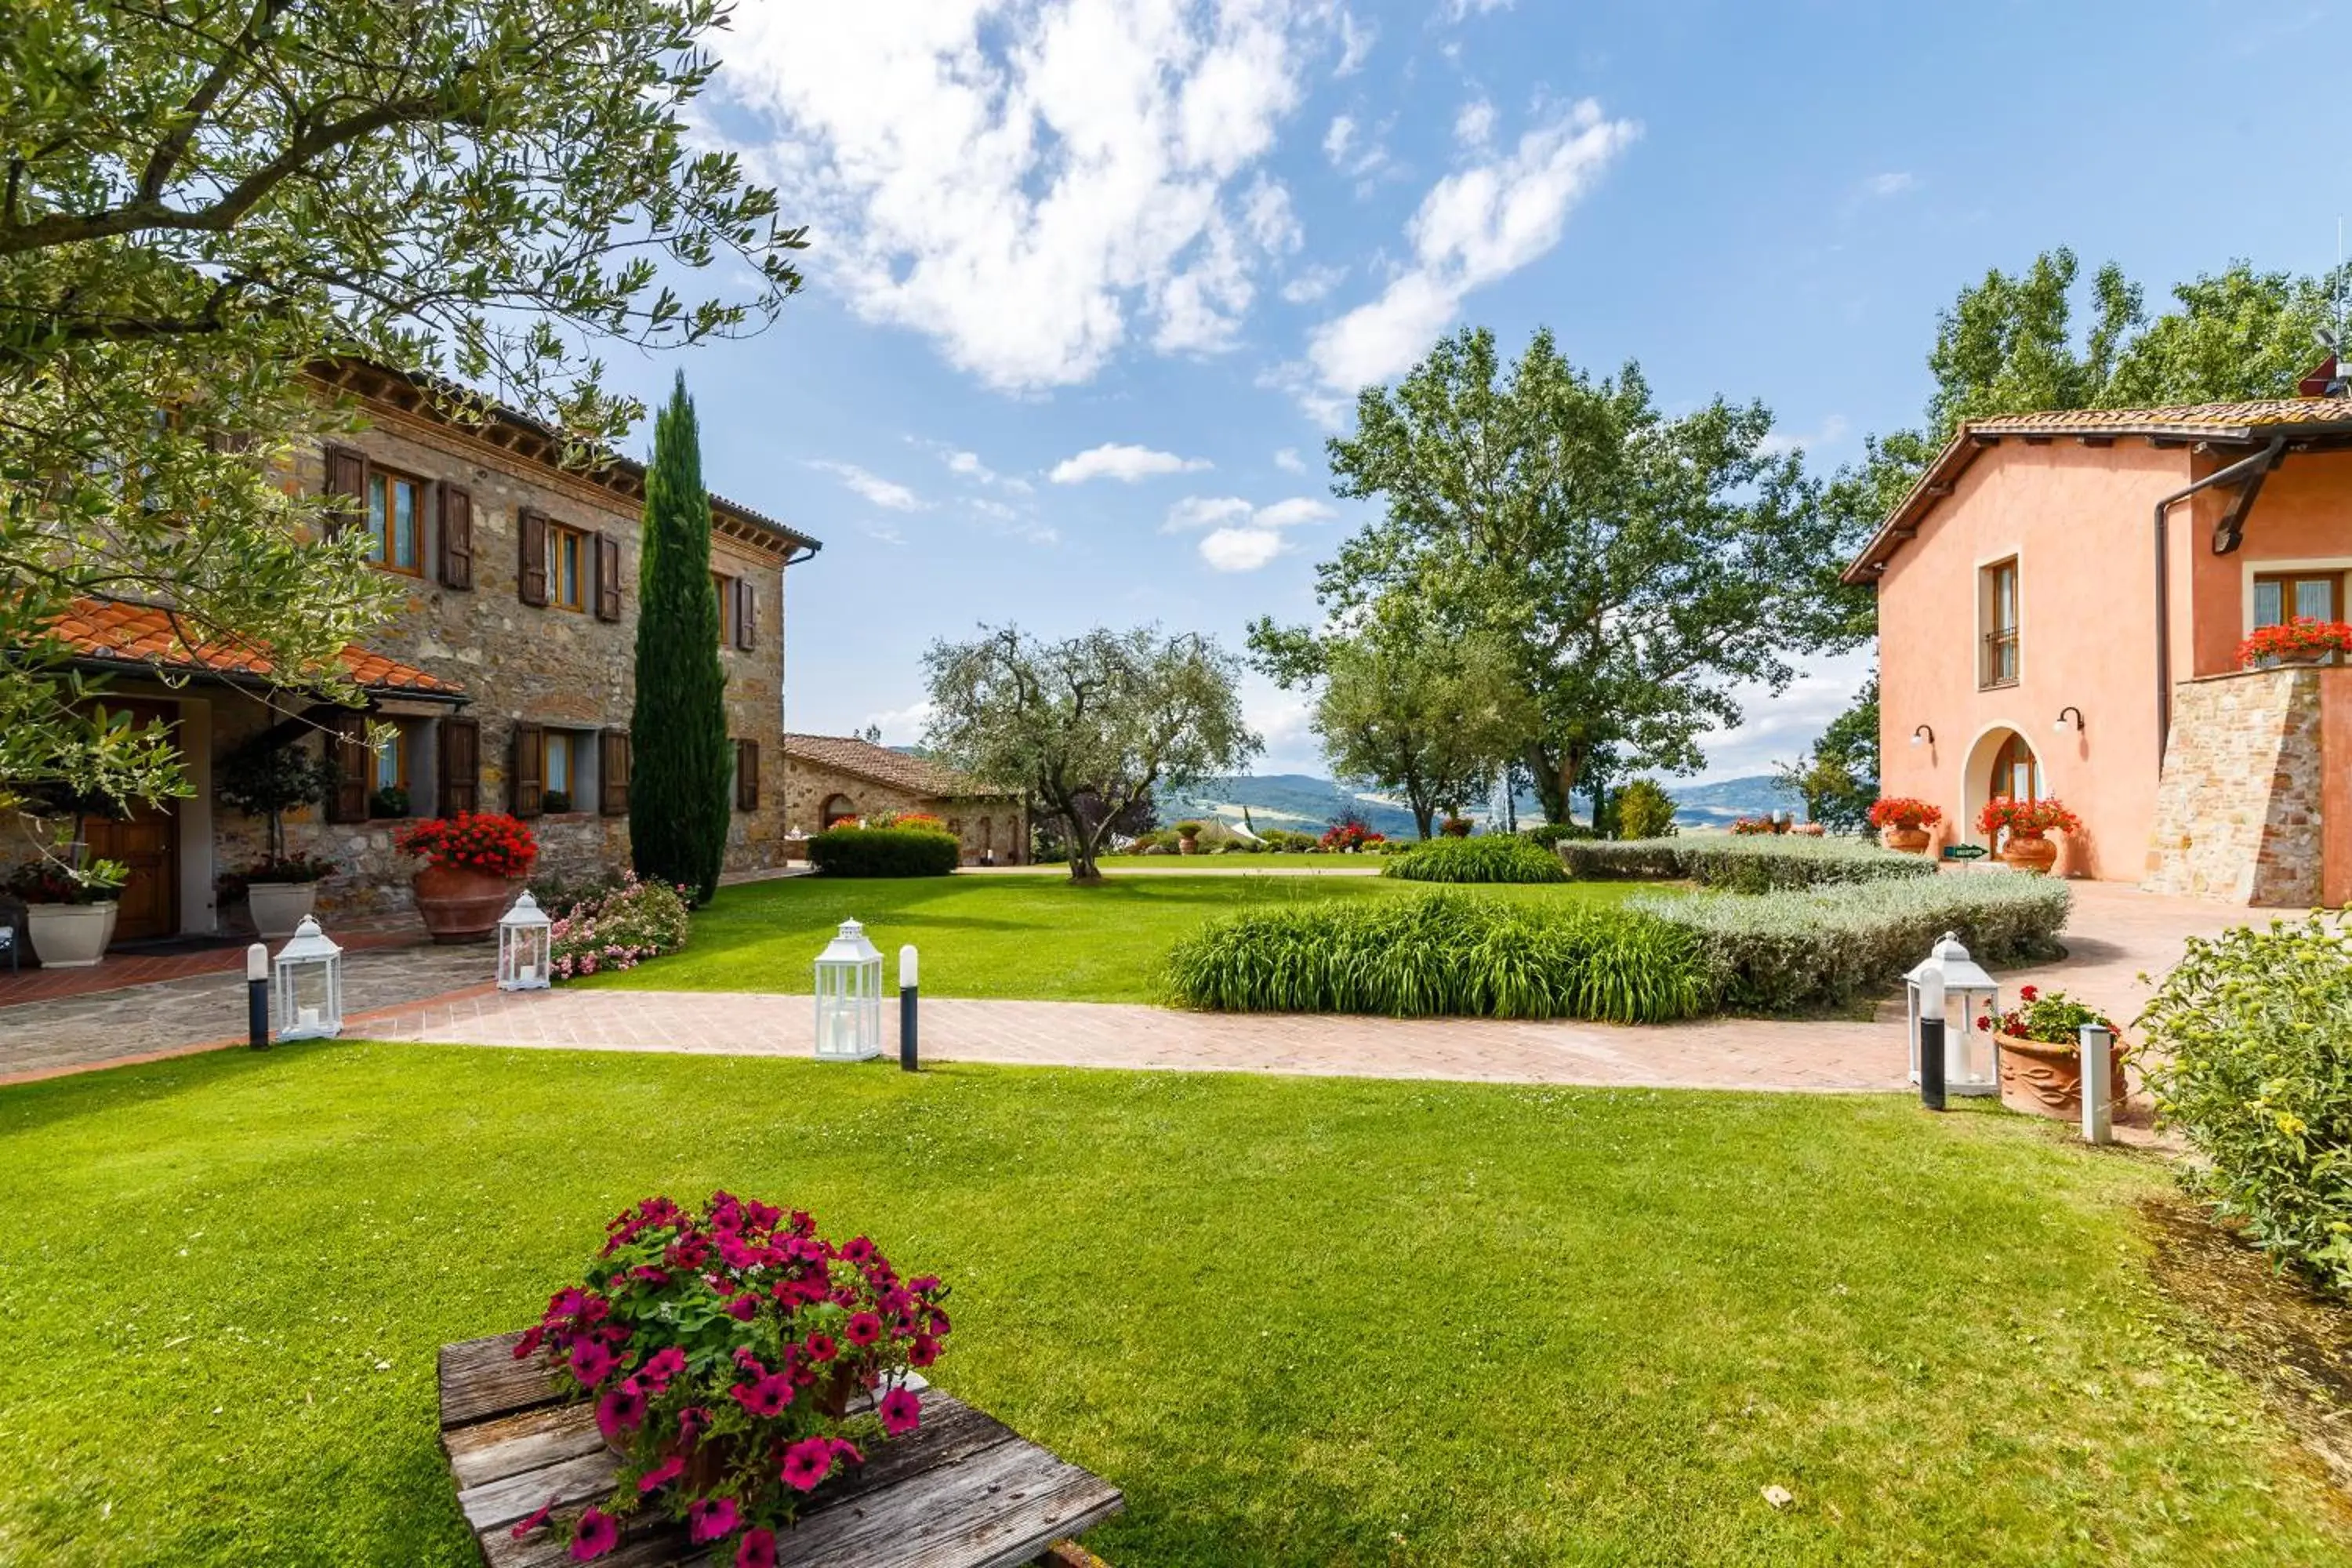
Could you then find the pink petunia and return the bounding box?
[688,1495,739,1544]
[510,1499,556,1541]
[677,1406,712,1445]
[840,1236,875,1264]
[570,1508,620,1561]
[722,1292,758,1323]
[803,1332,837,1363]
[779,1436,837,1492]
[729,1374,793,1419]
[512,1325,545,1359]
[736,1527,779,1568]
[637,1454,686,1494]
[569,1339,617,1385]
[907,1334,939,1369]
[595,1386,647,1441]
[844,1312,884,1348]
[879,1385,922,1437]
[640,1345,686,1392]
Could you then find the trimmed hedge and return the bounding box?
[1383,836,1566,884]
[808,826,960,878]
[1559,836,1936,893]
[1164,891,1710,1023]
[1636,874,2071,1011]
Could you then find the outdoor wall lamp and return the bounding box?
[2054,706,2085,734]
[1910,724,1935,748]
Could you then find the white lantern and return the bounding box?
[814,918,884,1061]
[273,915,344,1041]
[1904,930,2000,1096]
[499,890,553,990]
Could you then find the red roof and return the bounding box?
[49,598,464,698]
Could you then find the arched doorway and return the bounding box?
[1961,727,2042,851]
[820,793,858,828]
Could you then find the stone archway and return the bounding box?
[820,793,858,828]
[1961,725,2042,851]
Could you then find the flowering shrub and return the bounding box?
[873,811,944,832]
[1439,815,1474,838]
[2140,916,2352,1298]
[2236,617,2352,667]
[550,873,692,980]
[1867,797,1944,831]
[514,1192,953,1561]
[1977,982,2117,1044]
[397,811,538,879]
[1319,820,1385,851]
[1976,796,2082,837]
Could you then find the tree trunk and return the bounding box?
[1526,742,1568,825]
[1412,805,1435,840]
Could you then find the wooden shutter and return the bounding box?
[326,711,371,822]
[594,533,622,621]
[437,716,480,817]
[517,510,548,606]
[437,483,474,590]
[735,579,757,651]
[322,444,368,539]
[735,739,760,811]
[600,728,631,815]
[509,721,544,817]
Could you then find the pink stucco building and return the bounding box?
[1846,398,2352,904]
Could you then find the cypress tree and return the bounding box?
[629,374,731,903]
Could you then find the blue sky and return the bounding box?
[592,0,2351,781]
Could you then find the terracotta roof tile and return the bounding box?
[781,733,1011,799]
[1966,399,2352,437]
[49,598,464,697]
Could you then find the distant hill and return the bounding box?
[1659,774,1800,827]
[1160,774,1422,839]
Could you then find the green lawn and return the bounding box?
[591,871,1646,1000]
[2,1046,2343,1565]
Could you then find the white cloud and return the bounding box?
[1444,0,1514,18]
[1273,446,1307,473]
[1454,97,1496,148]
[1049,442,1211,484]
[1693,653,1875,783]
[1334,9,1375,75]
[806,459,926,511]
[1861,171,1917,198]
[860,700,937,745]
[1323,114,1358,165]
[1254,496,1336,528]
[1758,414,1853,458]
[1164,495,1258,531]
[937,445,1036,495]
[718,2,1342,390]
[1280,262,1347,303]
[1243,677,1317,764]
[1295,99,1639,416]
[1200,525,1287,572]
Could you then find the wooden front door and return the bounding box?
[1987,731,2042,851]
[81,700,181,942]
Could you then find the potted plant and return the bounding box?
[1978,796,2081,874]
[369,784,410,819]
[1867,797,1944,855]
[5,855,127,966]
[397,811,537,942]
[1981,984,2127,1119]
[1173,819,1204,855]
[218,736,336,935]
[1439,815,1474,838]
[510,1191,951,1563]
[2236,617,2352,669]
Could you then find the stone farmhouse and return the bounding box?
[44,360,818,943]
[782,734,1028,866]
[1849,396,2352,903]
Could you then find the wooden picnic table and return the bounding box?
[437,1330,1123,1568]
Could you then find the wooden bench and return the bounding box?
[438,1330,1122,1567]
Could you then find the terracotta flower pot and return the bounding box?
[1883,825,1931,855]
[2000,829,2059,874]
[1178,836,1200,855]
[1996,1031,2128,1120]
[411,863,518,944]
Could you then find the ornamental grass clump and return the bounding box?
[514,1192,953,1562]
[1559,835,1936,892]
[1382,835,1566,884]
[1164,891,1711,1023]
[2140,916,2352,1298]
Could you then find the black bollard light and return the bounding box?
[1917,965,1947,1111]
[898,944,919,1072]
[246,942,271,1049]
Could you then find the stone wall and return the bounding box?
[781,759,1027,866]
[2141,666,2321,905]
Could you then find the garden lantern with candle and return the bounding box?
[814,918,884,1061]
[1904,931,1999,1097]
[498,890,552,990]
[273,915,343,1041]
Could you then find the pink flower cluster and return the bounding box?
[546,872,692,982]
[509,1192,952,1560]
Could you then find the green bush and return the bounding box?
[1164,891,1711,1023]
[2140,917,2352,1298]
[1383,835,1567,884]
[1635,874,2071,1011]
[1617,780,1679,840]
[808,826,960,877]
[1519,821,1597,848]
[1560,835,1936,893]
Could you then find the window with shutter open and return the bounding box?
[735,579,757,652]
[437,716,480,816]
[595,534,622,621]
[437,483,474,590]
[510,721,544,816]
[735,738,760,811]
[326,710,372,822]
[601,729,631,815]
[517,510,549,606]
[323,444,368,539]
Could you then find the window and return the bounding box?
[1980,557,2020,689]
[548,523,588,612]
[540,729,590,811]
[374,730,408,792]
[714,571,737,646]
[2253,571,2343,628]
[365,469,426,575]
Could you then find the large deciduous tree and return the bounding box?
[628,376,731,904]
[1308,326,1860,826]
[1249,599,1532,840]
[923,626,1261,883]
[0,0,802,869]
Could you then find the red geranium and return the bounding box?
[1977,796,2081,837]
[1867,797,1943,830]
[396,811,539,879]
[2236,617,2352,668]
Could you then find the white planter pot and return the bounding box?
[26,902,118,967]
[247,880,320,941]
